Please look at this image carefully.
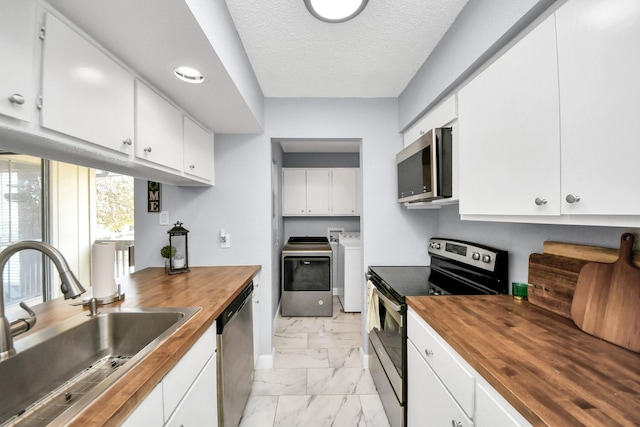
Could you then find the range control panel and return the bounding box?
[428,238,501,272]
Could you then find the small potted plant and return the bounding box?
[160,245,176,272]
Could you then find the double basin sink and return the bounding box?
[0,306,199,426]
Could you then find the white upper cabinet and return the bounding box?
[331,168,359,215]
[282,168,308,215]
[41,12,134,153]
[135,81,183,171]
[282,168,359,216]
[556,0,640,215]
[458,0,640,225]
[458,15,561,216]
[403,95,457,148]
[305,169,331,215]
[183,116,214,182]
[0,0,37,122]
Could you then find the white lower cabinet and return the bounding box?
[407,308,531,427]
[407,341,473,427]
[475,382,528,427]
[121,382,164,427]
[122,322,217,426]
[165,354,217,426]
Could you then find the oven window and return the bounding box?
[283,256,331,291]
[371,296,403,377]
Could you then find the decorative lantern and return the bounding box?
[167,221,190,274]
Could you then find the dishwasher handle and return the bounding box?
[217,281,253,333]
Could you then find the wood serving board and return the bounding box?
[528,238,640,320]
[571,234,640,352]
[528,253,588,319]
[543,241,640,267]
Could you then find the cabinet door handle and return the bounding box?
[534,197,547,206]
[189,164,196,169]
[143,146,152,153]
[9,94,25,105]
[424,348,433,356]
[122,138,132,146]
[565,194,580,204]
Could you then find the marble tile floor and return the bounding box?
[240,297,391,427]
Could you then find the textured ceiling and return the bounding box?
[225,0,470,98]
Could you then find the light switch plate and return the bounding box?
[159,211,169,225]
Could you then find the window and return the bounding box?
[1,154,135,315]
[0,154,44,309]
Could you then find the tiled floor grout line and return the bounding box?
[239,297,390,426]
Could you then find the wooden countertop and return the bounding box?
[25,265,260,426]
[406,295,640,426]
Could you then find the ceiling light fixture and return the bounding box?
[304,0,368,23]
[173,66,204,84]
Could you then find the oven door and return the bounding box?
[367,280,405,427]
[283,256,331,291]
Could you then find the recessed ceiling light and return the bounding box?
[304,0,368,23]
[173,66,204,84]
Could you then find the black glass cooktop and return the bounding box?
[368,266,431,300]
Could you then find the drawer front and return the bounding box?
[408,342,474,427]
[408,309,475,418]
[163,322,216,421]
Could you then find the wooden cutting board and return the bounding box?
[571,233,640,352]
[528,253,588,319]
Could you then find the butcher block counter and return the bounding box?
[407,295,640,426]
[22,265,260,426]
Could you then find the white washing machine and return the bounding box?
[337,232,361,312]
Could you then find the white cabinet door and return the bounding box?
[135,81,183,171]
[282,168,307,215]
[183,115,214,182]
[163,324,216,421]
[41,13,134,153]
[121,383,164,427]
[556,0,640,215]
[476,382,530,427]
[407,341,474,427]
[458,16,561,216]
[331,168,358,215]
[165,354,218,427]
[306,169,330,215]
[0,0,37,122]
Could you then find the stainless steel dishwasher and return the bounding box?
[217,281,254,427]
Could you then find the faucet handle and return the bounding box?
[9,302,37,337]
[88,298,99,317]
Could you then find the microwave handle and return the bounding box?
[367,275,402,313]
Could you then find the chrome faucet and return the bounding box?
[0,241,86,359]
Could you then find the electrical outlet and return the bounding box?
[221,233,230,248]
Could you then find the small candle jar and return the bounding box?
[512,282,529,300]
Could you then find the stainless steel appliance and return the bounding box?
[281,236,333,317]
[217,281,253,427]
[367,238,508,427]
[397,127,453,204]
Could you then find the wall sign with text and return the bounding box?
[148,181,161,212]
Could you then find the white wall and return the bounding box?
[134,97,440,363]
[399,0,558,130]
[437,204,639,285]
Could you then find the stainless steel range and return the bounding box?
[366,238,509,427]
[281,236,333,317]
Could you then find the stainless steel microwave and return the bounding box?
[396,127,452,203]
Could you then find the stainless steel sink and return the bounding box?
[0,306,199,426]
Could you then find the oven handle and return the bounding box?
[366,274,402,313]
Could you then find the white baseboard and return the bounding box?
[255,353,274,369]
